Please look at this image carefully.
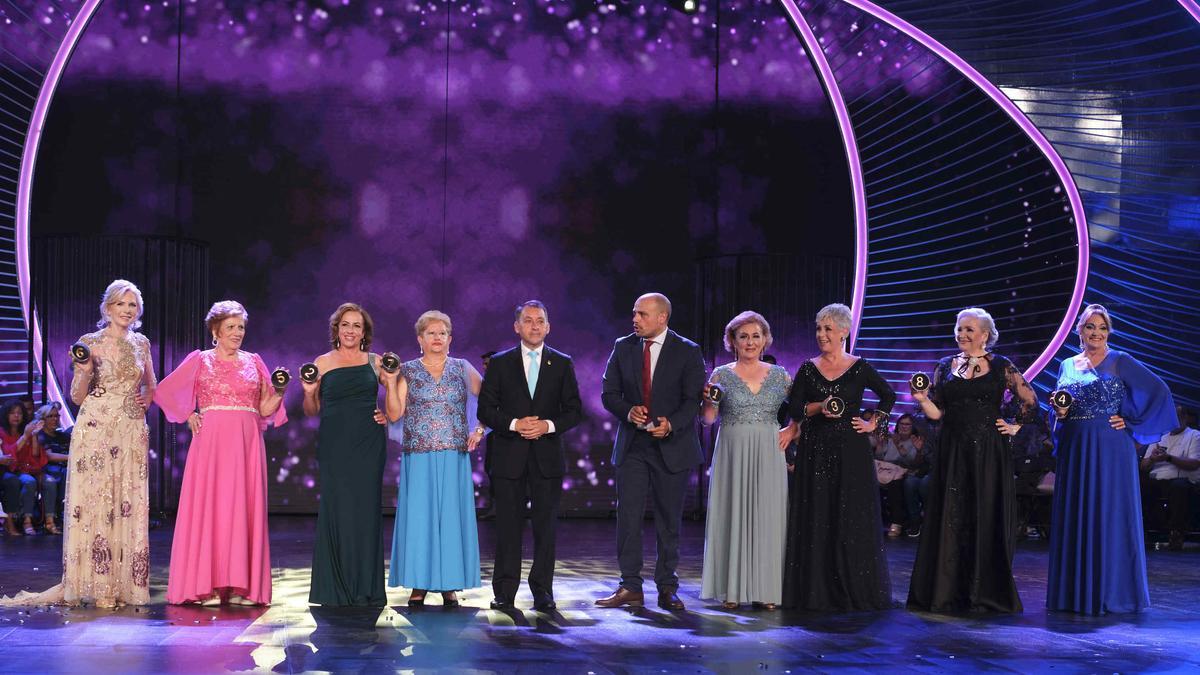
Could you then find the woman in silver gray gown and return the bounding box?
[700,311,794,610]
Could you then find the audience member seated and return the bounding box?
[32,402,70,535]
[1008,404,1054,538]
[1140,405,1200,550]
[875,414,928,537]
[0,398,38,536]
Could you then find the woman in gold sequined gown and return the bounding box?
[1,280,157,608]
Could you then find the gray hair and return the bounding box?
[815,303,853,332]
[956,307,998,349]
[34,401,62,423]
[96,279,144,330]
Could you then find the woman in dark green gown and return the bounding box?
[303,303,388,606]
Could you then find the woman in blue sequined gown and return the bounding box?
[383,311,483,607]
[1047,305,1177,614]
[699,312,793,610]
[907,308,1038,614]
[782,304,896,611]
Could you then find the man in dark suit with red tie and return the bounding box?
[596,293,706,610]
[478,301,583,611]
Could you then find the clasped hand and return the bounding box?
[515,416,550,440]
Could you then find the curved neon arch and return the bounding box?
[15,0,107,425]
[780,0,1091,381]
[776,0,869,353]
[1180,0,1200,24]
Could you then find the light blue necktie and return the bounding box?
[527,350,539,398]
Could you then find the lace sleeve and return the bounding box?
[68,333,96,405]
[928,358,949,412]
[1003,359,1040,424]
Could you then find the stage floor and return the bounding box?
[1,517,1199,673]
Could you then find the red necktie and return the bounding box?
[642,339,653,415]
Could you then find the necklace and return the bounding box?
[955,351,989,377]
[420,357,448,368]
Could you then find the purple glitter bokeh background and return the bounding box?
[24,0,951,512]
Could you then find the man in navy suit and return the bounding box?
[596,293,706,610]
[478,301,583,611]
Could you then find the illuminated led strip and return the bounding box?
[776,0,869,353]
[1180,0,1200,24]
[15,0,106,426]
[792,0,1090,381]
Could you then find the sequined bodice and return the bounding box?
[712,364,789,426]
[80,330,148,396]
[401,358,467,453]
[196,350,261,410]
[76,330,150,420]
[1056,357,1126,420]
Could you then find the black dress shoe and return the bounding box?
[408,593,426,607]
[657,590,685,611]
[533,594,556,612]
[489,598,515,610]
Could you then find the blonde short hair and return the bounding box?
[415,310,453,336]
[723,311,773,354]
[206,300,248,337]
[96,279,144,330]
[956,307,998,349]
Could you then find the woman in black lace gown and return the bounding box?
[782,303,896,610]
[907,307,1038,614]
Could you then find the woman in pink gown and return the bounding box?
[155,301,286,606]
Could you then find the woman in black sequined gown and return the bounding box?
[782,303,896,611]
[906,308,1038,614]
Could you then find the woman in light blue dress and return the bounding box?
[1047,304,1177,614]
[383,310,483,607]
[700,311,793,610]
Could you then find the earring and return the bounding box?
[333,338,340,349]
[360,338,368,352]
[211,336,217,347]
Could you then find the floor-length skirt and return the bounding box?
[1047,418,1149,614]
[701,423,787,604]
[907,426,1022,613]
[309,407,387,607]
[782,423,892,610]
[1,393,150,607]
[389,449,480,592]
[167,410,272,604]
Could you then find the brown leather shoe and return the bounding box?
[595,587,644,608]
[657,590,685,611]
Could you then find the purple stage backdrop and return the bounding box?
[26,0,958,513]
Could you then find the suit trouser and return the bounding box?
[491,451,562,601]
[616,433,690,593]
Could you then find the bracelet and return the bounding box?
[473,426,485,435]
